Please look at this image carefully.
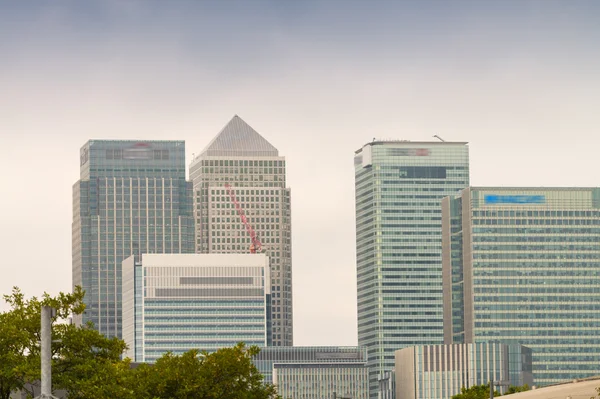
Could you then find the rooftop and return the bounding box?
[507,376,600,398]
[199,115,279,158]
[355,139,468,154]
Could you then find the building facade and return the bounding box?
[122,253,270,363]
[189,116,292,346]
[442,187,600,385]
[354,141,469,397]
[253,346,369,399]
[72,140,194,337]
[395,343,533,399]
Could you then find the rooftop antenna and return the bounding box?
[433,135,445,142]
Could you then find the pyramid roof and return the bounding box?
[201,115,279,157]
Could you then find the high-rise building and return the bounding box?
[442,187,600,386]
[395,343,533,399]
[189,116,292,346]
[354,140,469,398]
[253,346,370,399]
[72,140,194,337]
[122,253,270,363]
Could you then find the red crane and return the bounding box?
[224,183,263,254]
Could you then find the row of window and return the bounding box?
[474,210,599,217]
[474,235,599,243]
[472,218,600,225]
[473,227,600,234]
[200,159,284,167]
[474,244,600,251]
[474,253,598,260]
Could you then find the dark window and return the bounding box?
[398,167,446,179]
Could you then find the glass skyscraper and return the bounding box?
[122,253,270,363]
[189,116,292,346]
[72,140,194,337]
[442,187,600,386]
[354,141,469,398]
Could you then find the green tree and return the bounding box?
[1,287,278,399]
[52,323,131,399]
[452,383,531,399]
[505,384,530,394]
[0,286,131,399]
[0,309,36,399]
[131,343,280,399]
[452,384,500,399]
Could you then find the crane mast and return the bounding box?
[224,183,263,254]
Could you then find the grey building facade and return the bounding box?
[354,141,469,398]
[253,346,369,399]
[395,343,532,399]
[72,140,194,337]
[189,116,292,346]
[442,187,600,386]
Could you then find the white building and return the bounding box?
[122,253,270,363]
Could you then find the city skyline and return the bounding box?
[2,1,600,348]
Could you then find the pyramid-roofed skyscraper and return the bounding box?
[200,115,279,157]
[190,116,293,346]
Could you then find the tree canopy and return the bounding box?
[131,343,279,399]
[0,287,279,399]
[452,383,530,399]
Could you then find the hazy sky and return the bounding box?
[1,1,599,346]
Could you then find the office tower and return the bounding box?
[354,140,469,398]
[395,343,533,399]
[253,346,370,399]
[189,116,292,346]
[72,140,194,338]
[122,253,270,362]
[442,187,600,386]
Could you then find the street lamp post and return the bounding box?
[35,306,59,399]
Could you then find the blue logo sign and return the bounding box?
[484,195,546,204]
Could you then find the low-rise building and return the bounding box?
[122,253,270,363]
[253,346,370,399]
[395,342,532,399]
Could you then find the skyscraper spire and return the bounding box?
[201,115,279,157]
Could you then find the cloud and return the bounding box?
[1,0,600,343]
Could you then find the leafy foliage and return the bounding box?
[0,286,89,399]
[505,384,530,394]
[0,287,279,399]
[131,343,280,399]
[452,383,530,399]
[452,384,499,399]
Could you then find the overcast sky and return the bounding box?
[1,0,599,346]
